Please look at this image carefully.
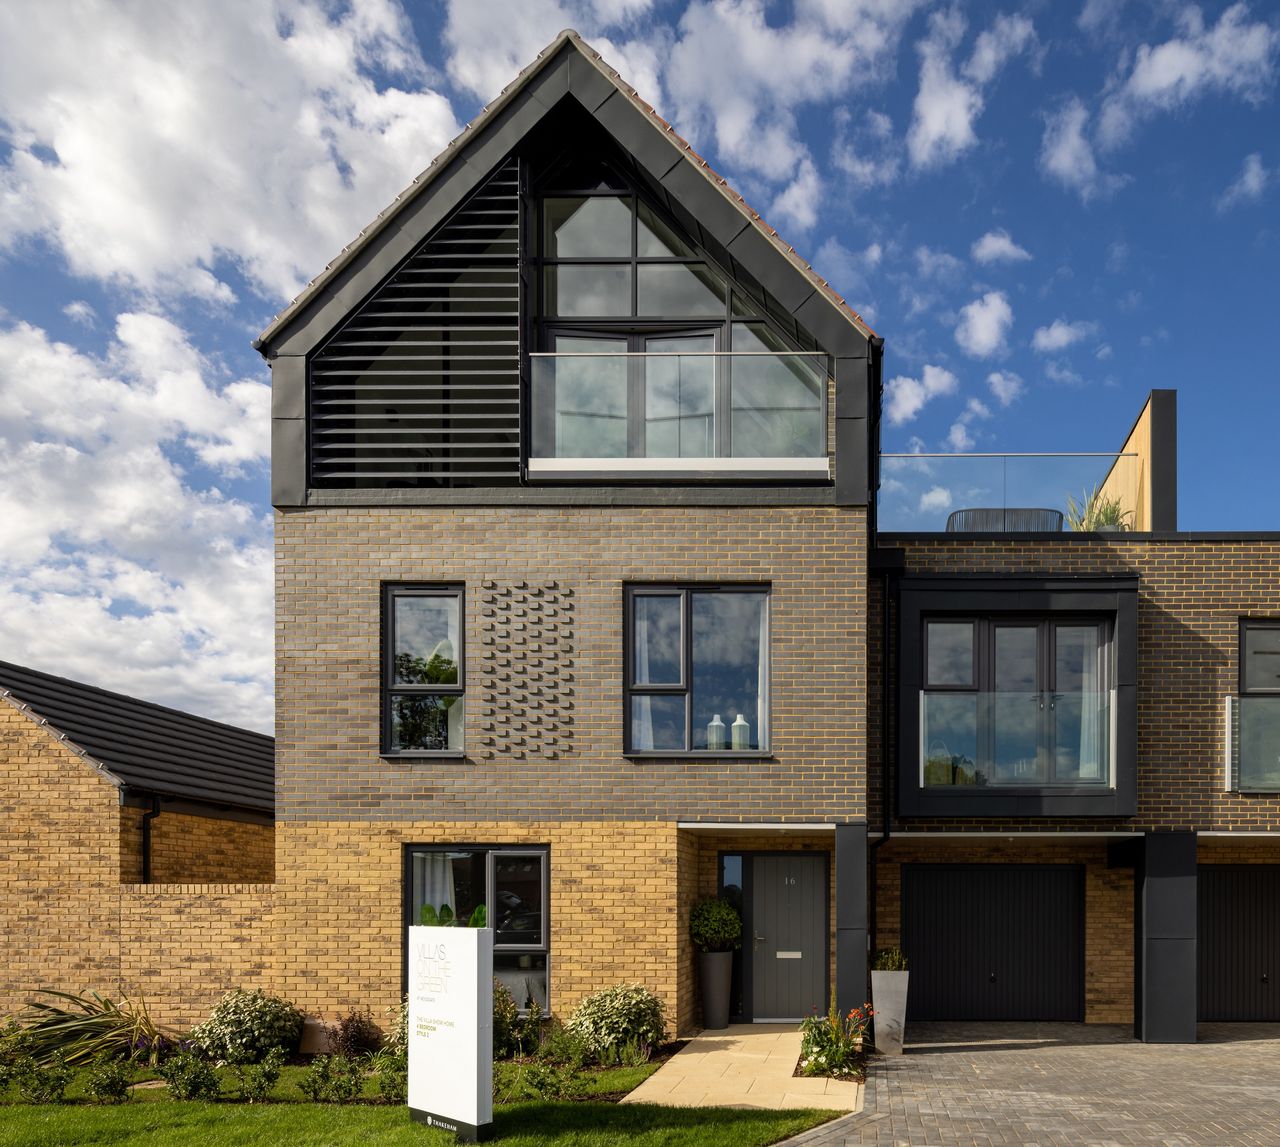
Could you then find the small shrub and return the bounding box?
[798,992,872,1079]
[329,1008,382,1058]
[872,947,908,972]
[600,1035,651,1068]
[493,1059,577,1103]
[567,984,666,1064]
[369,1048,408,1104]
[689,897,742,953]
[298,1054,363,1103]
[158,1051,221,1101]
[534,1017,587,1070]
[231,1045,285,1102]
[385,999,408,1059]
[192,989,303,1064]
[17,990,173,1066]
[15,1052,73,1104]
[492,981,520,1059]
[85,1052,133,1104]
[0,1020,35,1086]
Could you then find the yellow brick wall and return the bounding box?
[275,820,694,1033]
[0,696,276,1027]
[873,839,1134,1024]
[120,808,275,883]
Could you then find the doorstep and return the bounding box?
[621,1024,863,1111]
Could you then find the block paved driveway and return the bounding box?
[784,1022,1280,1146]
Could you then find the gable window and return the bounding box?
[625,586,769,754]
[383,585,464,754]
[529,163,828,473]
[1234,621,1280,791]
[922,618,1113,788]
[406,846,548,1012]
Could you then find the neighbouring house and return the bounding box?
[252,29,1277,1043]
[0,659,275,1024]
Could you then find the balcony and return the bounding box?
[1225,695,1280,792]
[528,350,830,480]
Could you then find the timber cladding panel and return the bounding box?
[274,504,868,822]
[274,821,696,1033]
[874,839,1133,1024]
[869,537,1280,832]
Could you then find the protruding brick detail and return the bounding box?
[476,580,574,761]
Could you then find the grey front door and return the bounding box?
[750,853,827,1021]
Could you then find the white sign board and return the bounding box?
[408,925,494,1142]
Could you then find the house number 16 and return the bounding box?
[784,876,797,885]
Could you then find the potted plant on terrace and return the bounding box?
[870,947,909,1056]
[690,897,741,1030]
[1066,485,1133,532]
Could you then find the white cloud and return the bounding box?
[1096,343,1114,360]
[62,300,96,327]
[0,0,460,305]
[770,158,822,232]
[1079,0,1126,38]
[1032,318,1098,352]
[884,363,959,426]
[1045,359,1084,385]
[971,228,1031,264]
[0,315,273,730]
[1098,4,1280,148]
[987,370,1024,405]
[908,9,1036,169]
[831,108,902,190]
[1217,152,1270,211]
[919,485,953,513]
[915,245,964,281]
[814,237,883,319]
[1039,97,1124,202]
[946,396,992,451]
[955,291,1013,358]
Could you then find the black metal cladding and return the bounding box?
[309,158,522,487]
[1198,865,1280,1021]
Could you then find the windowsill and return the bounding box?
[528,457,830,482]
[625,750,774,760]
[380,750,468,760]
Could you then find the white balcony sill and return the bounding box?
[527,457,831,481]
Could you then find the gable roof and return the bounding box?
[255,29,875,356]
[0,659,274,814]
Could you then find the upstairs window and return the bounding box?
[922,617,1113,788]
[530,162,828,471]
[625,586,770,754]
[383,585,464,754]
[1234,621,1280,791]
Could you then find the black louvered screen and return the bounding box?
[309,158,521,487]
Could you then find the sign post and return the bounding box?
[408,925,494,1142]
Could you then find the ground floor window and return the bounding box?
[405,845,549,1012]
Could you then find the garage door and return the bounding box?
[1198,865,1280,1021]
[902,864,1085,1021]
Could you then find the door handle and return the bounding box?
[754,932,765,952]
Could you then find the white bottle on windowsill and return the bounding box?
[731,714,749,751]
[707,714,726,751]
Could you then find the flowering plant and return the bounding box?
[798,990,872,1079]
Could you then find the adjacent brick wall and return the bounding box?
[0,695,275,1027]
[873,839,1133,1023]
[120,808,275,883]
[870,537,1280,832]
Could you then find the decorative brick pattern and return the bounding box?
[475,580,574,761]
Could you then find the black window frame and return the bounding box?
[381,583,466,757]
[623,583,772,757]
[1240,619,1280,695]
[402,844,550,1012]
[1234,619,1280,793]
[897,577,1138,818]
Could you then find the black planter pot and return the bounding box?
[699,951,733,1030]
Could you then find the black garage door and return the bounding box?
[902,864,1085,1021]
[1198,865,1280,1021]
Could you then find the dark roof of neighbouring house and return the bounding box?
[255,28,875,354]
[0,659,274,814]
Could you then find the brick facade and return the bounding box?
[120,808,274,883]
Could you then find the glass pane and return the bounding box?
[630,693,687,751]
[1054,692,1110,784]
[545,264,630,316]
[633,593,682,685]
[391,694,465,752]
[543,196,632,258]
[637,263,726,317]
[922,693,981,785]
[549,335,627,457]
[494,854,544,946]
[637,200,695,257]
[393,595,460,686]
[1239,696,1280,790]
[644,336,714,457]
[926,621,974,686]
[690,591,767,751]
[995,627,1038,691]
[1244,626,1280,692]
[719,855,743,911]
[990,692,1043,784]
[495,953,548,1013]
[411,849,485,926]
[729,323,823,457]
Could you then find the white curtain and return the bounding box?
[756,598,769,749]
[632,602,654,748]
[1076,631,1102,780]
[414,853,457,918]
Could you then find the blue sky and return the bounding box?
[0,0,1276,728]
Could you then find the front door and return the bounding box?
[750,853,827,1021]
